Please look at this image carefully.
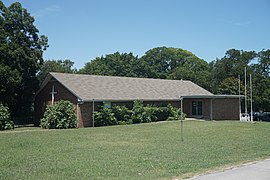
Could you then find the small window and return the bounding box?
[103,101,111,108]
[192,101,203,116]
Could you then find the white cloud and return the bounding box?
[33,5,61,18]
[227,20,252,28]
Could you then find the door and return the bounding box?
[192,101,203,116]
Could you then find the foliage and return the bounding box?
[40,100,77,129]
[79,52,140,77]
[166,104,185,121]
[94,106,118,127]
[94,101,185,127]
[153,106,170,121]
[131,100,145,123]
[218,77,244,95]
[141,105,158,123]
[0,103,14,130]
[111,105,132,124]
[252,73,270,111]
[1,121,270,179]
[37,59,77,84]
[0,1,48,118]
[79,47,211,90]
[209,49,256,93]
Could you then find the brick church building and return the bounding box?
[34,72,241,127]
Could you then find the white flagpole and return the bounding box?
[238,75,241,120]
[244,67,247,115]
[250,74,253,122]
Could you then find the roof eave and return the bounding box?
[180,95,244,99]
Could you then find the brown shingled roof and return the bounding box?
[40,72,213,102]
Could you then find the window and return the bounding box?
[192,101,203,116]
[103,101,111,108]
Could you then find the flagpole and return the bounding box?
[250,74,253,122]
[244,67,247,115]
[238,75,241,120]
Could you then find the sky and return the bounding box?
[3,0,270,69]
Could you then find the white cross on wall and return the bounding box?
[50,85,57,105]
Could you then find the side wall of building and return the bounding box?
[183,98,239,120]
[34,78,78,126]
[183,99,211,119]
[212,98,239,120]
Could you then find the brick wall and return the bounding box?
[183,99,211,119]
[212,98,239,120]
[34,78,78,125]
[183,98,239,120]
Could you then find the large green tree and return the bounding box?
[0,2,48,118]
[37,59,76,84]
[80,47,211,90]
[251,49,270,111]
[140,47,210,89]
[140,47,208,79]
[209,49,256,93]
[79,52,140,77]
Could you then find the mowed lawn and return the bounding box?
[1,120,270,180]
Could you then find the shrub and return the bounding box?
[40,100,77,129]
[153,106,170,121]
[166,104,185,121]
[112,105,132,124]
[0,103,14,130]
[142,105,158,123]
[94,106,118,127]
[131,100,144,123]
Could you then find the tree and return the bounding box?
[251,49,270,111]
[218,77,244,95]
[0,2,48,118]
[139,47,211,90]
[168,57,211,90]
[79,52,139,77]
[37,59,76,84]
[257,49,270,78]
[209,49,256,93]
[140,47,205,79]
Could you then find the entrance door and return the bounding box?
[192,101,203,116]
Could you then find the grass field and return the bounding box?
[1,120,270,180]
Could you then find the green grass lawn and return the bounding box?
[1,120,269,180]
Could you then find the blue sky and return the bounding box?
[3,0,270,69]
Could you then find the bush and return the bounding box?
[94,106,118,127]
[131,100,145,123]
[40,100,77,129]
[153,106,170,121]
[112,105,132,124]
[142,105,158,123]
[92,101,185,127]
[166,104,185,121]
[0,103,14,130]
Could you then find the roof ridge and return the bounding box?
[49,72,192,83]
